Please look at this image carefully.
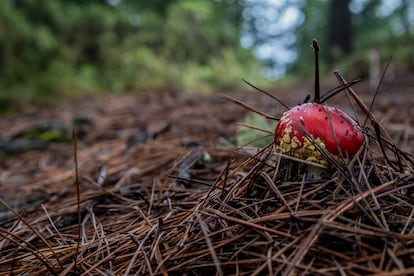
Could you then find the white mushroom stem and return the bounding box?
[306,163,328,179]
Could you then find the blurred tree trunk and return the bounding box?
[327,0,352,64]
[398,0,411,33]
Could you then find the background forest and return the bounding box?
[0,0,413,107]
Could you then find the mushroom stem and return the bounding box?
[306,163,327,179]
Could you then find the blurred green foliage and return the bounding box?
[0,0,265,105]
[1,0,414,108]
[289,0,414,78]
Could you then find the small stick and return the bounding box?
[312,39,321,103]
[73,128,81,268]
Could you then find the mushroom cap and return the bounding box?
[274,103,365,165]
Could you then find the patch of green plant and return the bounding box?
[236,112,273,148]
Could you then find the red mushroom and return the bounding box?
[273,40,365,167]
[274,103,365,165]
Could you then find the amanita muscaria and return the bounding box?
[274,103,365,165]
[273,40,366,166]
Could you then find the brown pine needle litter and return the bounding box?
[0,87,414,275]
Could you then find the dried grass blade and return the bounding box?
[219,94,279,120]
[41,204,67,245]
[206,208,291,238]
[73,128,82,270]
[236,122,273,134]
[260,171,292,213]
[283,219,323,275]
[283,179,397,274]
[0,198,63,271]
[198,218,224,276]
[334,72,412,170]
[242,78,289,109]
[0,227,58,275]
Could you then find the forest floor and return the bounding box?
[0,74,413,274]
